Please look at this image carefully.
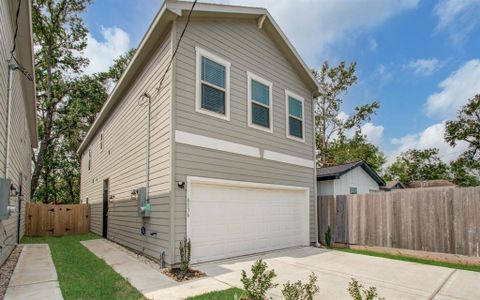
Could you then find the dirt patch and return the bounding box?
[162,268,205,282]
[0,245,23,299]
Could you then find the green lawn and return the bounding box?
[336,248,480,273]
[22,233,146,300]
[186,288,244,300]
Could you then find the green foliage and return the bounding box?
[444,95,480,187]
[347,278,384,300]
[31,0,136,203]
[328,132,386,172]
[282,273,319,300]
[22,234,146,299]
[313,61,380,167]
[449,158,480,187]
[240,259,278,300]
[385,148,450,184]
[179,237,191,274]
[324,226,332,248]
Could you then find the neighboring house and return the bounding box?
[381,180,406,191]
[0,0,37,265]
[408,180,456,189]
[77,1,319,266]
[317,161,385,196]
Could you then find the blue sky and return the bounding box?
[81,0,480,164]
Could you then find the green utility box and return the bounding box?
[137,187,150,218]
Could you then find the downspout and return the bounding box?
[145,93,151,203]
[5,61,14,179]
[312,92,319,247]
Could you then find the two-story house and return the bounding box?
[77,0,319,266]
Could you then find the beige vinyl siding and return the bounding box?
[0,0,33,265]
[80,28,173,262]
[172,18,316,263]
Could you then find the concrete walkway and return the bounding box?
[4,244,63,300]
[82,239,480,300]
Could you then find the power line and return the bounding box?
[10,0,33,81]
[156,0,197,93]
[139,0,197,106]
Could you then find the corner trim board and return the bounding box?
[175,130,260,158]
[264,150,314,168]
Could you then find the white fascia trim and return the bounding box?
[175,130,260,158]
[264,150,314,168]
[285,89,305,143]
[195,46,231,121]
[187,176,310,192]
[247,71,273,133]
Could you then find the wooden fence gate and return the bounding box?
[25,203,90,236]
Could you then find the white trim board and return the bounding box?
[264,150,314,168]
[175,130,314,168]
[175,130,260,158]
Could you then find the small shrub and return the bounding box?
[240,259,278,300]
[179,237,191,274]
[282,273,319,300]
[347,278,384,300]
[324,226,332,248]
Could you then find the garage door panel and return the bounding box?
[188,180,309,263]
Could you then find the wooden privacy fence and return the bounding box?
[318,187,480,257]
[25,203,90,236]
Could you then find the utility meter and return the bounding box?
[136,187,150,218]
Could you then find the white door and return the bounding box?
[187,177,310,263]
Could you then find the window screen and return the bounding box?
[201,57,226,114]
[288,97,303,139]
[251,79,270,128]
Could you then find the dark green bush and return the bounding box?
[240,259,278,300]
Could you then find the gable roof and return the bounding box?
[384,180,406,189]
[77,0,320,155]
[316,161,386,186]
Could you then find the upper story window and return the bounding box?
[285,90,305,142]
[195,47,230,121]
[247,72,273,133]
[88,149,92,171]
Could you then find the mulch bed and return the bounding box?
[0,245,23,299]
[162,268,205,282]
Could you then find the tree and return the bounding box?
[385,148,450,184]
[31,0,91,202]
[445,95,480,167]
[328,132,386,172]
[449,158,480,187]
[314,61,380,166]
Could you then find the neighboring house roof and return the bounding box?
[77,0,320,155]
[408,180,456,189]
[316,161,386,186]
[8,0,38,147]
[384,180,406,189]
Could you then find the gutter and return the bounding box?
[5,62,14,178]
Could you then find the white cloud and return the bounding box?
[426,59,480,119]
[434,0,480,44]
[84,27,131,74]
[388,122,467,164]
[209,0,419,62]
[361,122,384,146]
[406,58,441,75]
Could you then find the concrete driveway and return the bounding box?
[195,247,480,300]
[83,239,480,300]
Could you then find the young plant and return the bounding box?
[324,226,332,248]
[240,259,278,300]
[347,278,384,300]
[179,237,191,274]
[282,273,319,300]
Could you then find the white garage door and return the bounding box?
[187,177,310,263]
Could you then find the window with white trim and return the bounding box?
[285,90,305,141]
[247,72,273,132]
[195,47,230,120]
